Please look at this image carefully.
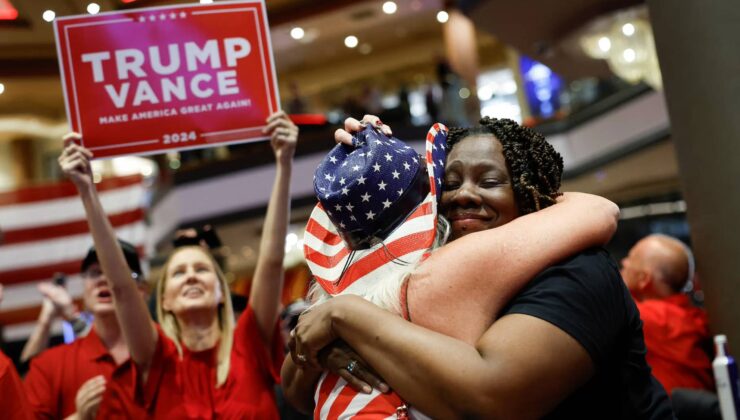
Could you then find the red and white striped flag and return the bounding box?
[0,175,148,341]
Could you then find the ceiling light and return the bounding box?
[622,23,635,36]
[436,11,449,23]
[344,35,358,48]
[382,1,397,14]
[42,10,56,22]
[290,27,305,40]
[622,48,636,63]
[87,3,100,14]
[598,37,611,52]
[0,83,5,95]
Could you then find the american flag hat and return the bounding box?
[304,123,448,296]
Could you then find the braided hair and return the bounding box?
[447,117,564,215]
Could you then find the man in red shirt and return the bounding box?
[0,285,33,420]
[23,240,145,419]
[621,234,713,395]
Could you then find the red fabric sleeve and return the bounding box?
[137,324,179,409]
[22,351,57,419]
[1,352,33,420]
[233,305,284,385]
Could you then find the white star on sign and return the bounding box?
[375,140,384,145]
[352,165,360,171]
[169,12,177,19]
[403,162,411,171]
[367,151,373,157]
[361,192,371,202]
[324,173,332,181]
[373,163,382,172]
[432,143,437,150]
[329,156,338,164]
[378,181,387,190]
[149,15,156,21]
[339,222,346,228]
[357,176,366,185]
[397,188,404,196]
[385,153,393,162]
[382,199,392,209]
[391,170,400,179]
[341,187,350,195]
[346,203,354,211]
[366,211,376,220]
[159,14,166,20]
[350,215,357,221]
[335,204,342,211]
[439,159,444,166]
[339,177,346,185]
[179,11,187,18]
[138,16,146,22]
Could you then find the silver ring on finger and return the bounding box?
[346,359,358,374]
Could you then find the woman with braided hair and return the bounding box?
[286,115,673,419]
[447,116,563,216]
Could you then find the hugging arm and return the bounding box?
[293,295,594,419]
[59,135,157,370]
[408,191,618,342]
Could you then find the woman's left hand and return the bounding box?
[320,341,389,394]
[264,110,298,163]
[290,298,344,369]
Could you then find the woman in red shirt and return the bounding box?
[59,111,298,418]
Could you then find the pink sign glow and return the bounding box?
[54,0,279,158]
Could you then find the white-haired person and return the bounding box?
[59,111,298,418]
[283,116,673,419]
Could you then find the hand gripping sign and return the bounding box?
[54,0,279,158]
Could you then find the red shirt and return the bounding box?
[1,350,32,420]
[23,327,135,419]
[637,294,714,395]
[118,305,283,419]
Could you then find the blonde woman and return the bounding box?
[59,111,298,418]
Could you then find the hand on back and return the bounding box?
[334,114,393,146]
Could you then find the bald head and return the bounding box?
[632,235,691,294]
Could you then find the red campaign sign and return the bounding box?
[53,0,279,158]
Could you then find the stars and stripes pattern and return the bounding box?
[0,175,148,341]
[314,127,422,240]
[304,124,447,296]
[305,124,447,419]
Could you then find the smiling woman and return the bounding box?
[442,134,519,241]
[156,246,235,382]
[58,110,299,418]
